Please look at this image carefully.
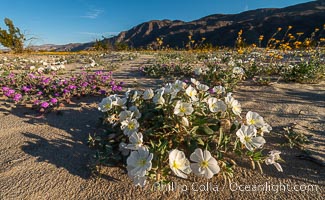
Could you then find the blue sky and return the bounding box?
[0,0,313,45]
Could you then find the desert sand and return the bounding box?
[0,53,324,200]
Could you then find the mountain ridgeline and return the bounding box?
[34,0,325,51]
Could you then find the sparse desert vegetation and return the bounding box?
[0,1,324,200]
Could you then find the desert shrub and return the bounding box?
[0,18,25,53]
[91,78,283,187]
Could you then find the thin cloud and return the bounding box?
[78,31,120,37]
[81,9,103,19]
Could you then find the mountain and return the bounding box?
[31,0,325,51]
[106,0,325,48]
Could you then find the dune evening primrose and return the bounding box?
[174,101,194,116]
[127,146,153,177]
[207,97,227,113]
[212,85,225,95]
[190,148,220,179]
[185,85,198,101]
[121,118,139,136]
[225,93,242,116]
[236,125,266,151]
[98,97,114,112]
[196,83,209,91]
[126,132,144,150]
[169,149,192,179]
[246,111,265,128]
[265,150,283,172]
[142,88,154,100]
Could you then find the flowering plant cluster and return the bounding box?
[0,70,122,111]
[94,78,283,187]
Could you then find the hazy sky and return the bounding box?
[0,0,313,45]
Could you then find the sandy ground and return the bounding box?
[0,53,324,200]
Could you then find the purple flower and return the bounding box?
[116,85,123,91]
[5,89,15,97]
[42,78,51,84]
[68,85,77,90]
[22,86,31,92]
[2,86,10,92]
[112,85,118,91]
[50,98,58,104]
[54,93,60,97]
[63,89,70,94]
[13,93,22,102]
[41,101,49,108]
[37,91,43,96]
[99,89,106,95]
[81,82,89,87]
[28,73,37,79]
[95,71,103,76]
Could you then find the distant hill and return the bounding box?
[32,0,325,51]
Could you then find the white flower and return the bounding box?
[153,88,165,105]
[207,97,227,113]
[121,118,139,136]
[115,97,127,107]
[228,60,235,67]
[174,101,194,116]
[225,93,242,116]
[265,150,283,172]
[126,132,143,150]
[37,67,44,73]
[129,105,142,119]
[130,175,147,187]
[169,149,192,179]
[196,83,209,91]
[212,85,225,95]
[236,125,266,151]
[127,147,153,177]
[29,66,36,71]
[181,117,189,127]
[246,111,265,128]
[131,90,140,102]
[261,123,272,135]
[98,97,114,112]
[194,67,203,75]
[186,85,198,101]
[119,142,130,156]
[232,67,245,75]
[119,110,133,122]
[190,78,200,86]
[143,88,154,100]
[190,148,220,179]
[173,80,186,92]
[164,83,173,94]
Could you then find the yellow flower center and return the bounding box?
[128,123,135,130]
[200,160,209,168]
[244,136,251,142]
[249,119,255,124]
[137,159,147,166]
[172,161,179,169]
[180,107,186,113]
[105,104,111,109]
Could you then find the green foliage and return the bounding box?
[282,126,311,149]
[0,18,25,53]
[281,60,325,83]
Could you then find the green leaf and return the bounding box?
[200,125,214,135]
[196,137,205,146]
